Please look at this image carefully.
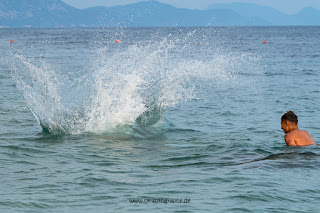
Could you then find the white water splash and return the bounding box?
[9,30,260,136]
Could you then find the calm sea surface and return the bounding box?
[1,27,320,212]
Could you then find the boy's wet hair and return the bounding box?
[281,111,298,124]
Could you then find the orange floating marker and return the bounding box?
[263,41,267,44]
[116,40,121,43]
[10,39,14,43]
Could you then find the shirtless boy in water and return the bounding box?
[281,111,315,146]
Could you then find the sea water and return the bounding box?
[1,27,320,212]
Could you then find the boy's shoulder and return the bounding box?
[284,132,295,144]
[285,129,299,137]
[285,129,315,146]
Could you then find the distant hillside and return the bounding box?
[0,0,81,27]
[292,7,320,25]
[80,1,268,27]
[0,0,266,27]
[0,0,319,28]
[207,3,320,26]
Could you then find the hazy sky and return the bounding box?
[62,0,320,14]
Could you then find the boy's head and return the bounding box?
[281,111,298,133]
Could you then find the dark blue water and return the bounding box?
[1,27,320,212]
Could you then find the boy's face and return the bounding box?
[281,121,289,133]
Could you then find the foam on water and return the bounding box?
[8,29,260,136]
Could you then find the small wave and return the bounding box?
[264,151,319,160]
[163,154,211,162]
[236,149,320,167]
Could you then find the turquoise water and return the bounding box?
[1,27,320,212]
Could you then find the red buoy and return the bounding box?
[10,40,14,43]
[116,40,121,43]
[263,41,267,44]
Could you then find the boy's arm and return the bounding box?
[285,134,296,146]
